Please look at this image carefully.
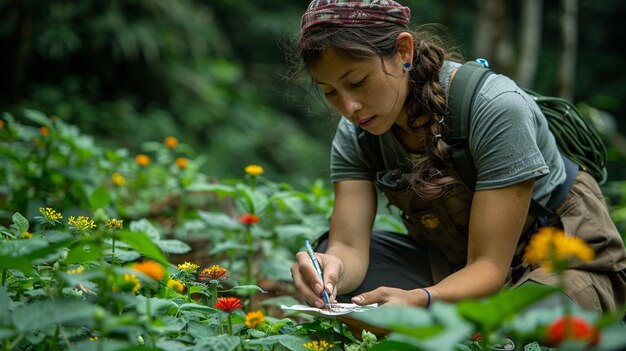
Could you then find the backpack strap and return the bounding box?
[446,61,493,190]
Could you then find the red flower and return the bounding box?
[469,332,482,341]
[215,297,243,312]
[240,213,260,225]
[200,265,229,282]
[546,316,600,347]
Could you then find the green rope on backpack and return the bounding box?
[522,88,608,184]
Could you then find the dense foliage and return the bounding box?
[1,111,626,350]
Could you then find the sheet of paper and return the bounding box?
[280,303,378,319]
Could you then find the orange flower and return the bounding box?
[0,120,5,129]
[240,213,260,225]
[132,260,165,281]
[39,126,49,137]
[546,316,600,347]
[175,157,188,169]
[245,310,265,328]
[214,297,243,312]
[164,136,178,148]
[135,154,151,167]
[200,265,229,282]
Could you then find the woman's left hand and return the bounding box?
[350,286,430,307]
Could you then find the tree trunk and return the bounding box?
[516,0,542,89]
[473,0,513,74]
[556,0,578,100]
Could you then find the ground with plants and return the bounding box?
[1,110,626,351]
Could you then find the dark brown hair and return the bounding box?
[296,23,463,199]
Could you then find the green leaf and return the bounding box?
[186,183,237,197]
[179,303,216,313]
[246,335,309,350]
[0,255,33,273]
[66,339,136,351]
[457,283,556,331]
[354,305,433,332]
[65,239,101,263]
[89,186,111,210]
[156,240,191,254]
[23,109,52,127]
[0,286,10,323]
[118,230,168,265]
[193,335,240,351]
[12,212,29,233]
[129,219,161,241]
[12,298,99,332]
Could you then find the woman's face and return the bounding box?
[309,47,409,135]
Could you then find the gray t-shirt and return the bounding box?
[330,61,566,205]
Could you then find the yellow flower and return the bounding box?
[0,120,4,129]
[21,231,32,239]
[112,173,126,186]
[177,261,200,273]
[39,126,49,137]
[167,279,186,293]
[67,265,85,275]
[132,260,166,281]
[39,207,63,222]
[244,165,264,176]
[523,227,595,272]
[303,340,334,351]
[105,218,124,229]
[175,157,188,169]
[164,136,178,148]
[113,273,141,293]
[245,310,265,328]
[68,216,97,232]
[135,154,151,167]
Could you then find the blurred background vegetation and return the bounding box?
[1,0,625,185]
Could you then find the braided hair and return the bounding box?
[298,23,462,199]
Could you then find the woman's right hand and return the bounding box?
[291,250,344,308]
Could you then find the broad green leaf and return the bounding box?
[186,183,237,197]
[24,109,52,127]
[12,212,29,233]
[118,230,167,265]
[12,298,99,332]
[0,255,32,273]
[154,339,191,351]
[134,297,177,316]
[186,320,220,340]
[156,239,191,254]
[129,219,161,241]
[65,239,101,263]
[224,285,267,293]
[193,335,240,351]
[210,241,255,254]
[354,305,433,332]
[0,286,9,323]
[246,335,309,350]
[89,186,111,209]
[198,211,239,230]
[457,283,556,331]
[66,339,136,351]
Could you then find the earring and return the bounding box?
[403,63,412,72]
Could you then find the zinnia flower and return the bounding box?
[167,279,186,294]
[113,274,141,293]
[523,227,595,272]
[164,136,178,148]
[546,315,600,347]
[177,261,200,272]
[67,266,85,275]
[244,165,264,176]
[39,126,49,137]
[112,173,126,186]
[214,297,243,312]
[0,120,5,129]
[105,218,124,229]
[21,231,32,239]
[175,157,188,169]
[303,340,334,351]
[132,260,165,281]
[245,310,265,328]
[135,154,151,167]
[199,265,229,282]
[240,213,260,225]
[68,216,97,232]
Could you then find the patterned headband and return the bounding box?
[301,0,411,32]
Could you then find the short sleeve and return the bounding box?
[469,75,550,190]
[330,119,376,182]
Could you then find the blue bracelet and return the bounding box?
[420,288,431,308]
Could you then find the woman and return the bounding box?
[290,0,626,315]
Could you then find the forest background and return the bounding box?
[1,0,625,185]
